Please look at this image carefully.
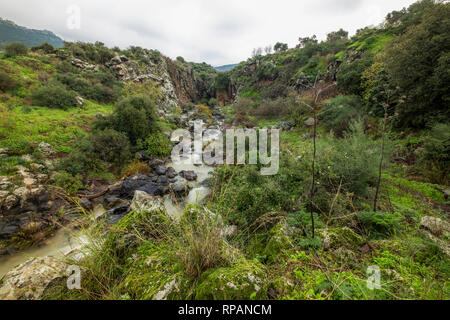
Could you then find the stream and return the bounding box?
[0,118,222,278]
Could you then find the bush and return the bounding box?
[4,42,29,55]
[31,83,77,110]
[0,72,18,91]
[250,98,289,117]
[107,95,159,144]
[320,120,386,197]
[53,171,85,195]
[31,42,55,54]
[121,161,151,178]
[138,131,172,158]
[358,211,403,239]
[319,95,362,136]
[88,129,132,166]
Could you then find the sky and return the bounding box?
[0,0,418,66]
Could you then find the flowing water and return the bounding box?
[0,119,222,277]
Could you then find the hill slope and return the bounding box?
[0,18,64,49]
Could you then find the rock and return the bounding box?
[149,158,165,169]
[137,183,165,196]
[420,216,450,237]
[120,174,153,199]
[20,154,33,162]
[129,191,164,212]
[158,175,169,186]
[319,227,364,251]
[30,163,45,172]
[110,55,122,65]
[79,198,92,210]
[3,194,18,210]
[170,177,191,196]
[0,190,9,203]
[37,142,55,157]
[179,170,198,182]
[166,167,177,179]
[0,176,13,190]
[444,188,450,201]
[0,224,19,239]
[12,187,31,207]
[262,223,293,264]
[276,121,295,131]
[23,177,37,188]
[71,58,96,70]
[155,165,167,176]
[0,256,67,300]
[75,96,84,106]
[304,117,315,127]
[0,148,8,157]
[194,258,267,300]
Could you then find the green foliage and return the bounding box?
[0,72,19,91]
[214,72,230,91]
[31,82,77,110]
[88,129,131,166]
[4,42,29,56]
[97,95,159,145]
[53,171,84,195]
[385,1,450,128]
[336,52,373,95]
[319,95,362,136]
[138,131,172,158]
[358,211,403,239]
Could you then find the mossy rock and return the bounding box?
[263,223,293,264]
[194,258,267,300]
[319,227,365,250]
[118,241,188,300]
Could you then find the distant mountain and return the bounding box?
[0,18,64,49]
[214,64,238,72]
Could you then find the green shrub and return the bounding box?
[319,95,362,136]
[0,72,18,92]
[53,171,85,195]
[88,129,132,166]
[103,95,158,144]
[138,131,172,158]
[4,42,29,56]
[358,211,403,239]
[31,83,77,110]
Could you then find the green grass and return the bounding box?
[0,100,113,155]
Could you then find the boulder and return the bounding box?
[129,191,165,212]
[155,165,167,176]
[0,256,67,300]
[37,142,55,157]
[420,216,450,237]
[319,227,364,251]
[166,167,177,179]
[170,176,191,196]
[120,174,153,199]
[304,117,315,127]
[179,170,198,182]
[148,158,165,169]
[137,183,165,196]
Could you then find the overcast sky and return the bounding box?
[0,0,418,66]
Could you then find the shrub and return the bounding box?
[31,42,55,54]
[319,95,362,136]
[0,72,18,91]
[4,42,29,55]
[31,83,77,110]
[109,95,159,144]
[121,161,151,178]
[320,120,387,197]
[250,98,289,117]
[358,211,403,239]
[88,129,132,166]
[208,98,218,108]
[139,131,172,158]
[53,171,85,195]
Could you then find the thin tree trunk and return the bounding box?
[310,110,317,238]
[373,107,388,212]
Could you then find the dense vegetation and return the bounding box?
[0,0,448,301]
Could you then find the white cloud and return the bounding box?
[0,0,418,65]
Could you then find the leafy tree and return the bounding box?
[336,52,373,95]
[4,42,28,55]
[385,1,450,128]
[31,82,77,110]
[326,29,348,42]
[274,42,288,52]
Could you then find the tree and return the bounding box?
[298,75,336,238]
[274,42,288,52]
[4,42,28,55]
[326,29,348,42]
[384,1,449,128]
[251,47,263,58]
[264,45,273,55]
[297,35,318,49]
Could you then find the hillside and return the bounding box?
[214,64,238,72]
[0,18,64,50]
[0,0,448,301]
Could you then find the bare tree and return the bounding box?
[252,47,263,58]
[299,75,336,238]
[264,45,273,55]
